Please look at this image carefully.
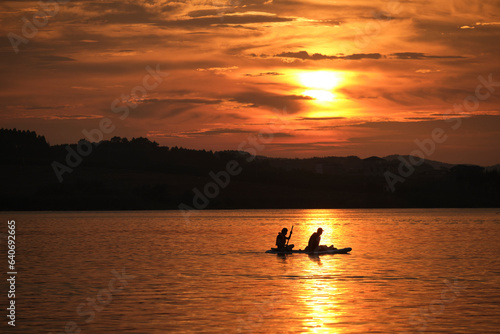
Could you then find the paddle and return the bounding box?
[285,225,293,248]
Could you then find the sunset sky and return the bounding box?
[1,0,499,165]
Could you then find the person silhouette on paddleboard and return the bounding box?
[276,228,294,251]
[305,227,336,252]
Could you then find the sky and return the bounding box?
[1,0,500,166]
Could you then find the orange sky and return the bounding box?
[1,0,500,165]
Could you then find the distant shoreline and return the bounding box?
[2,206,499,212]
[2,128,500,211]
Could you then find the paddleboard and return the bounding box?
[265,247,352,255]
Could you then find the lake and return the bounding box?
[1,209,499,333]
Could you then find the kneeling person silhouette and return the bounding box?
[276,227,294,251]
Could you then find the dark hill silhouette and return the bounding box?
[0,128,50,165]
[1,128,499,210]
[384,154,455,170]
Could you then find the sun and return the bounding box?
[299,71,342,90]
[297,71,343,102]
[302,90,335,102]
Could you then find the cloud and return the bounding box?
[460,21,500,30]
[297,117,347,121]
[11,113,103,120]
[272,132,295,138]
[415,69,441,73]
[245,72,284,77]
[25,105,69,110]
[49,114,103,120]
[187,128,253,136]
[71,86,100,91]
[263,141,348,153]
[389,52,465,60]
[275,50,466,61]
[143,98,223,105]
[155,14,295,28]
[229,90,312,113]
[274,50,382,60]
[344,53,383,60]
[197,66,239,73]
[187,9,222,18]
[122,98,227,119]
[274,51,336,60]
[475,22,500,26]
[37,55,76,62]
[404,117,438,120]
[149,128,294,138]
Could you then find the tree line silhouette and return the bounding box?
[1,128,499,210]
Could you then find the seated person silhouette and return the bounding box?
[305,228,336,252]
[276,227,294,251]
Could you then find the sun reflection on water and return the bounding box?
[287,210,353,333]
[297,259,344,334]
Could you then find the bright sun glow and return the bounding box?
[298,71,343,102]
[303,89,335,102]
[299,71,342,90]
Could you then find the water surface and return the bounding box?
[2,209,499,333]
